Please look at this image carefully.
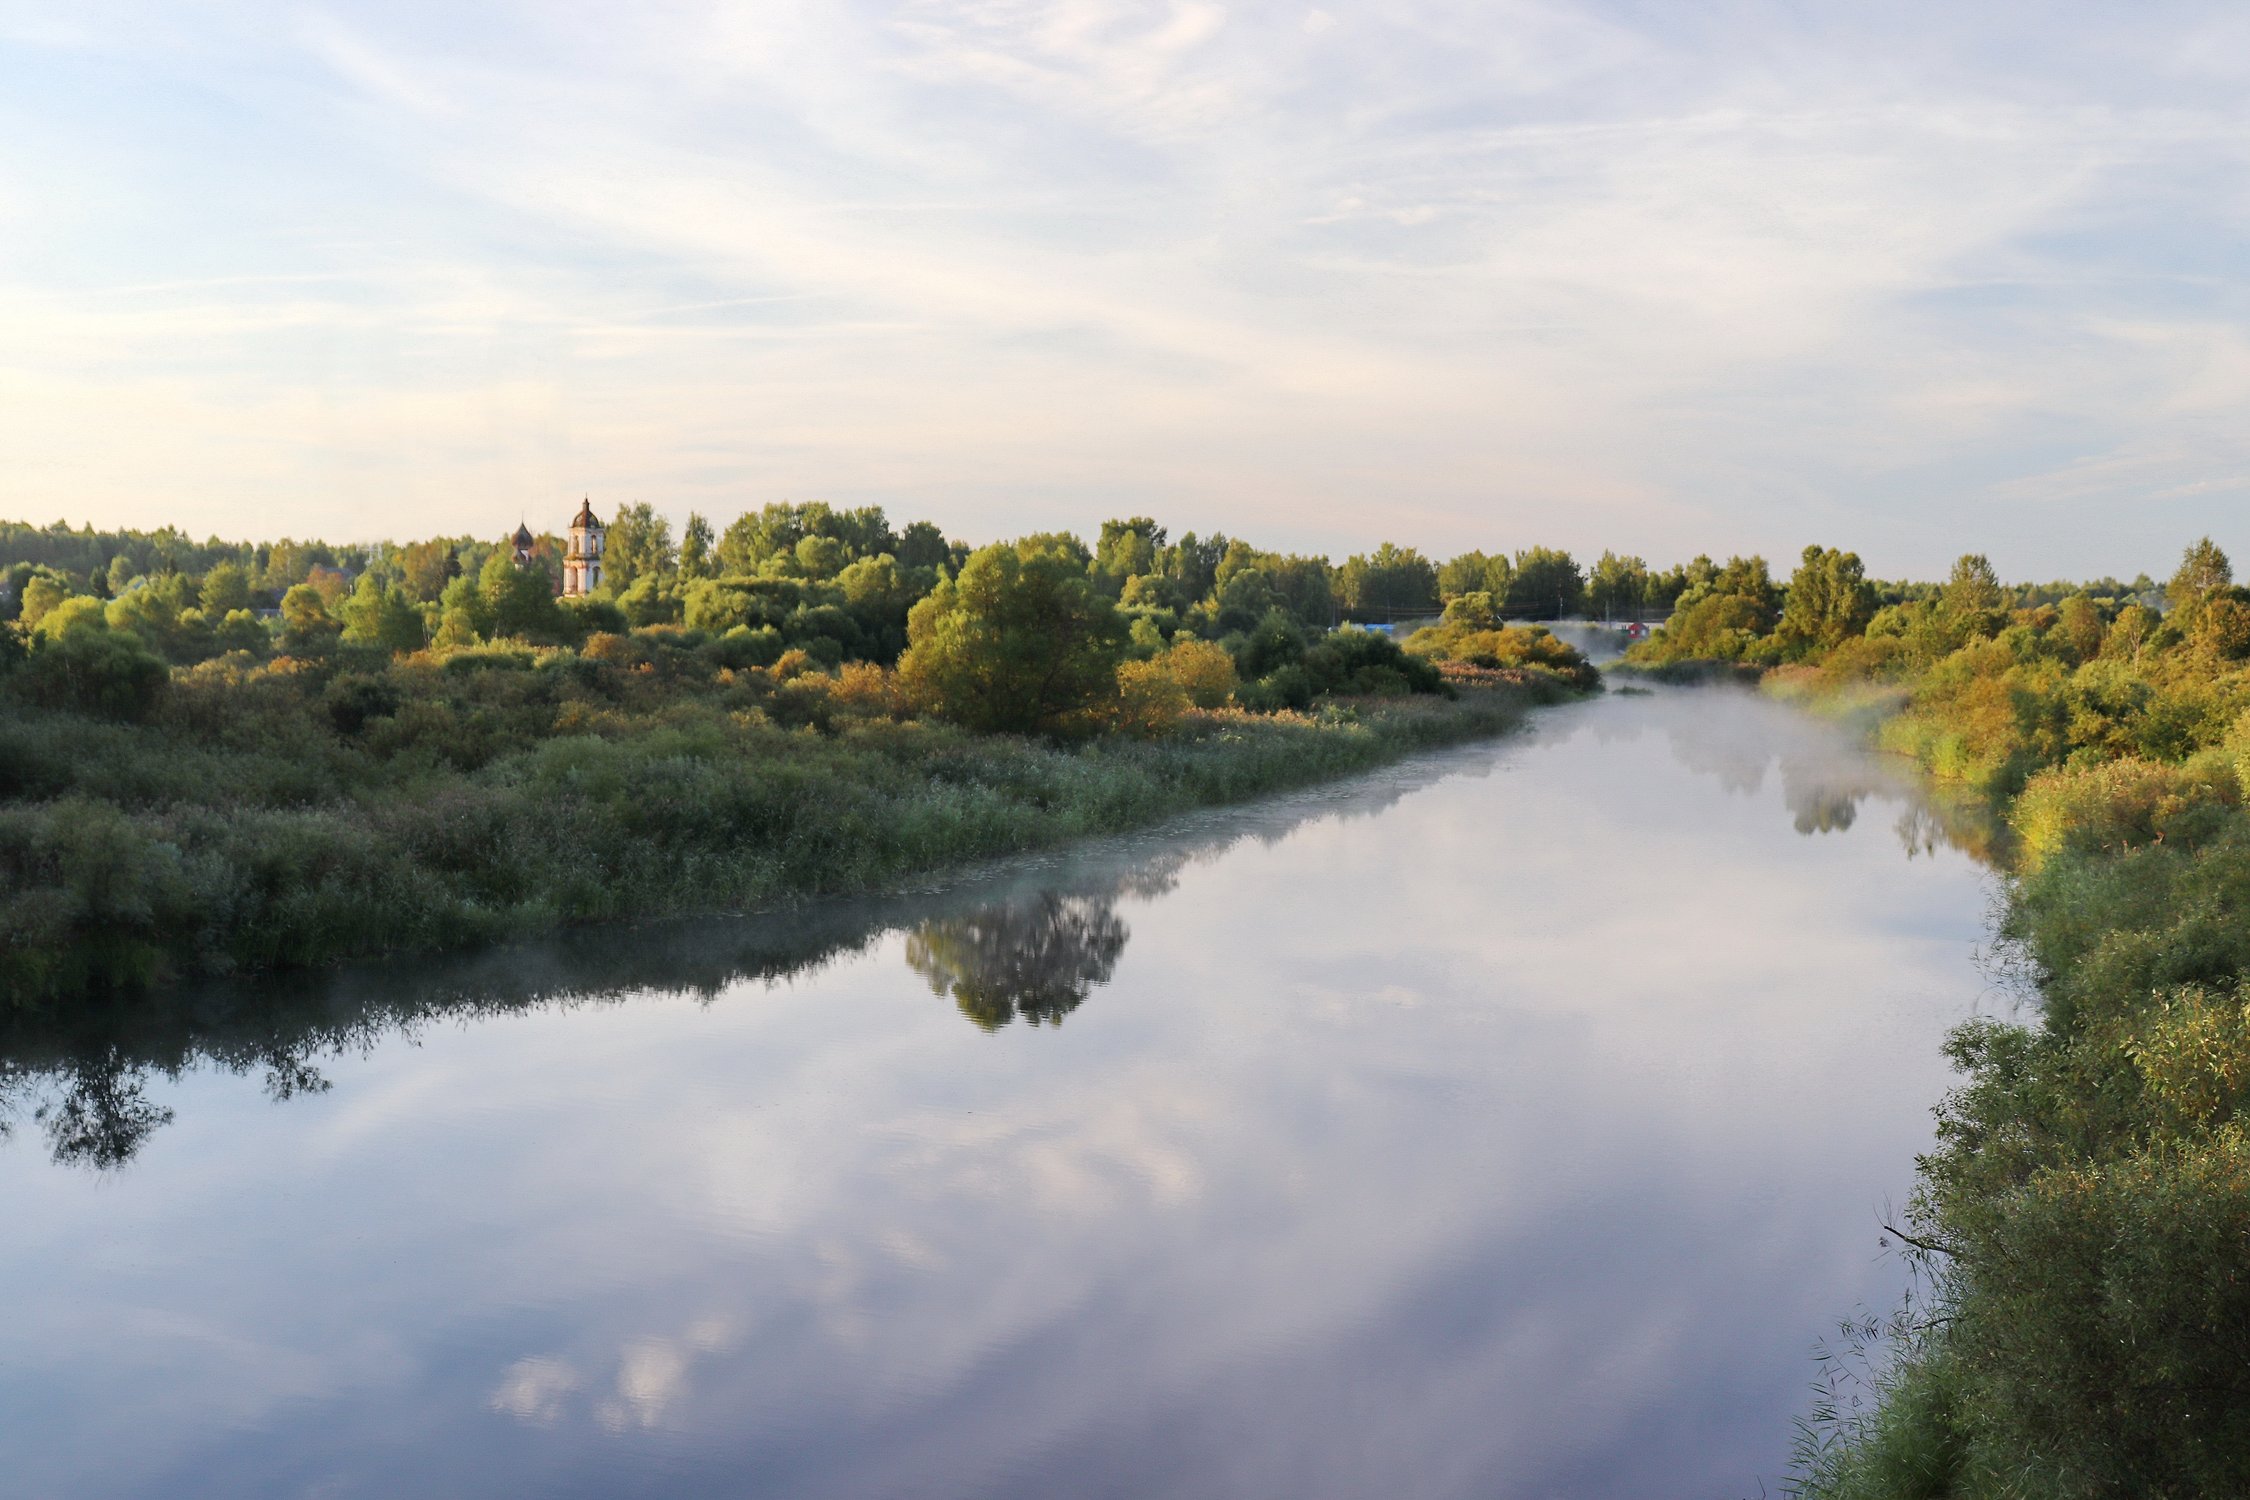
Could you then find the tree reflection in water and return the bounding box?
[1584,684,1997,857]
[906,894,1129,1030]
[0,755,1401,1169]
[4,1049,175,1170]
[0,689,1999,1171]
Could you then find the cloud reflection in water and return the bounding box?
[0,687,1997,1500]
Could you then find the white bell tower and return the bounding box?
[564,499,605,597]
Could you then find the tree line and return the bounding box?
[1628,537,2250,1499]
[0,503,1614,1006]
[0,507,1632,732]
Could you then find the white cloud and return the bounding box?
[0,1,2247,572]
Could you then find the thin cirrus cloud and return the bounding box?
[0,0,2246,577]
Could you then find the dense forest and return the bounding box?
[0,508,1604,1006]
[1619,539,2250,1498]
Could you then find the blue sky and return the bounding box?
[2,1,2247,578]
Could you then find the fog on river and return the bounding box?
[0,687,1998,1500]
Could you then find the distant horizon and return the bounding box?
[5,2,2247,581]
[0,504,2196,590]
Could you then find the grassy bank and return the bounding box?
[0,641,1571,1008]
[6,750,1455,1169]
[1619,550,2250,1497]
[1794,789,2250,1498]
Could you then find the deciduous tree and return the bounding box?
[1777,544,1877,653]
[1504,547,1584,619]
[897,536,1126,735]
[1339,543,1439,621]
[605,502,676,590]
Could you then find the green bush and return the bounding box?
[1403,618,1598,689]
[323,673,404,737]
[897,537,1128,735]
[1792,542,2250,1497]
[2012,753,2240,872]
[713,624,785,669]
[18,621,169,721]
[1297,628,1445,696]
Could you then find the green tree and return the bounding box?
[1439,550,1513,603]
[836,553,921,658]
[678,513,717,580]
[1210,543,1333,628]
[1094,517,1166,593]
[1211,566,1278,634]
[1505,547,1584,619]
[1338,543,1439,621]
[1440,591,1504,630]
[1777,544,1877,653]
[434,574,493,646]
[1164,531,1229,603]
[717,502,896,575]
[1262,555,1336,627]
[2055,594,2106,662]
[896,519,954,574]
[1230,607,1306,679]
[615,572,682,628]
[605,502,676,590]
[2104,601,2156,660]
[20,601,169,720]
[479,549,562,641]
[1586,552,1651,621]
[897,536,1127,734]
[104,576,195,662]
[1645,561,1694,609]
[1,563,32,621]
[1119,571,1187,614]
[258,539,327,594]
[278,584,340,655]
[396,540,458,602]
[792,533,849,580]
[340,573,429,654]
[2168,536,2232,613]
[31,594,108,640]
[18,574,67,628]
[1635,555,1781,662]
[1942,552,2005,616]
[213,609,268,655]
[2190,592,2250,661]
[199,561,251,615]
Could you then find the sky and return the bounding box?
[1,1,2247,579]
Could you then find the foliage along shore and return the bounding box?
[3,740,1474,1172]
[1,509,1597,1008]
[1624,539,2250,1498]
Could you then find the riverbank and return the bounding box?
[1,659,1575,1009]
[1628,601,2250,1496]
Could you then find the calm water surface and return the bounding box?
[0,687,1995,1499]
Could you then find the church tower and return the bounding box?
[563,499,604,597]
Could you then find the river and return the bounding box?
[0,686,1995,1499]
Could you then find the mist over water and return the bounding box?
[0,688,1993,1499]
